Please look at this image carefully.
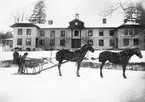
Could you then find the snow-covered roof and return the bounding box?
[117,21,140,29]
[36,23,119,29]
[4,38,13,40]
[36,24,69,29]
[124,21,140,25]
[10,22,40,28]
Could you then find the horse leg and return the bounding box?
[58,61,62,76]
[76,62,81,77]
[122,65,127,79]
[100,62,105,78]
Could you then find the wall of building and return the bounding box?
[13,27,38,50]
[117,28,145,50]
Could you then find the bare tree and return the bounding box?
[12,10,29,23]
[101,0,145,24]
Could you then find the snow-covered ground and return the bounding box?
[0,63,145,102]
[0,47,145,102]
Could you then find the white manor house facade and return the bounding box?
[10,16,145,51]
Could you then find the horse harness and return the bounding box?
[118,50,130,61]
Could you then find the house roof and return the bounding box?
[117,21,140,28]
[10,22,40,28]
[36,24,69,29]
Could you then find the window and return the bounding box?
[129,29,133,35]
[99,39,104,46]
[26,29,31,35]
[17,38,22,45]
[40,30,45,36]
[88,30,93,36]
[50,39,55,46]
[123,38,129,46]
[61,30,65,36]
[110,39,115,46]
[18,29,22,35]
[110,30,114,36]
[99,30,104,36]
[74,30,79,36]
[40,40,45,46]
[88,40,93,45]
[134,28,141,35]
[50,30,55,37]
[124,29,128,35]
[134,39,139,45]
[60,39,65,46]
[26,38,31,45]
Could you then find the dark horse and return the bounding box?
[93,47,143,78]
[56,43,94,77]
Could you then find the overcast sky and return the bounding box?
[0,0,141,32]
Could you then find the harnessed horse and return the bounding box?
[96,47,143,78]
[56,43,94,77]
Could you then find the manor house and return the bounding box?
[10,14,145,51]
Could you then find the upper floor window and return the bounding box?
[134,28,142,35]
[129,29,133,35]
[50,30,55,37]
[123,38,129,46]
[17,38,22,45]
[26,29,31,35]
[133,38,139,45]
[40,30,45,36]
[110,39,115,46]
[99,39,104,46]
[61,30,65,36]
[99,30,104,36]
[26,38,31,45]
[60,39,65,46]
[18,29,22,35]
[109,30,114,36]
[88,30,93,36]
[74,30,79,36]
[124,29,128,35]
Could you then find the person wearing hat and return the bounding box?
[13,48,20,65]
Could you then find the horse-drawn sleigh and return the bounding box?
[0,43,143,78]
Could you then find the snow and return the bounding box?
[0,49,145,102]
[0,63,145,102]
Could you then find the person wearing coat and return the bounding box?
[18,52,28,73]
[13,48,20,65]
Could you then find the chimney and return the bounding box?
[124,19,127,23]
[48,20,53,25]
[102,18,106,24]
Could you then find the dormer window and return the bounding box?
[75,22,78,25]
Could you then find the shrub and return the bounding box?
[81,62,145,71]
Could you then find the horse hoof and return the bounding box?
[124,76,127,79]
[77,75,80,77]
[101,76,103,78]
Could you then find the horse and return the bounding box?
[56,43,94,77]
[92,47,143,79]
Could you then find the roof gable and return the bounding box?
[68,19,85,29]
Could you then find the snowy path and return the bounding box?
[0,63,145,102]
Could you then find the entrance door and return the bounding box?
[71,39,81,48]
